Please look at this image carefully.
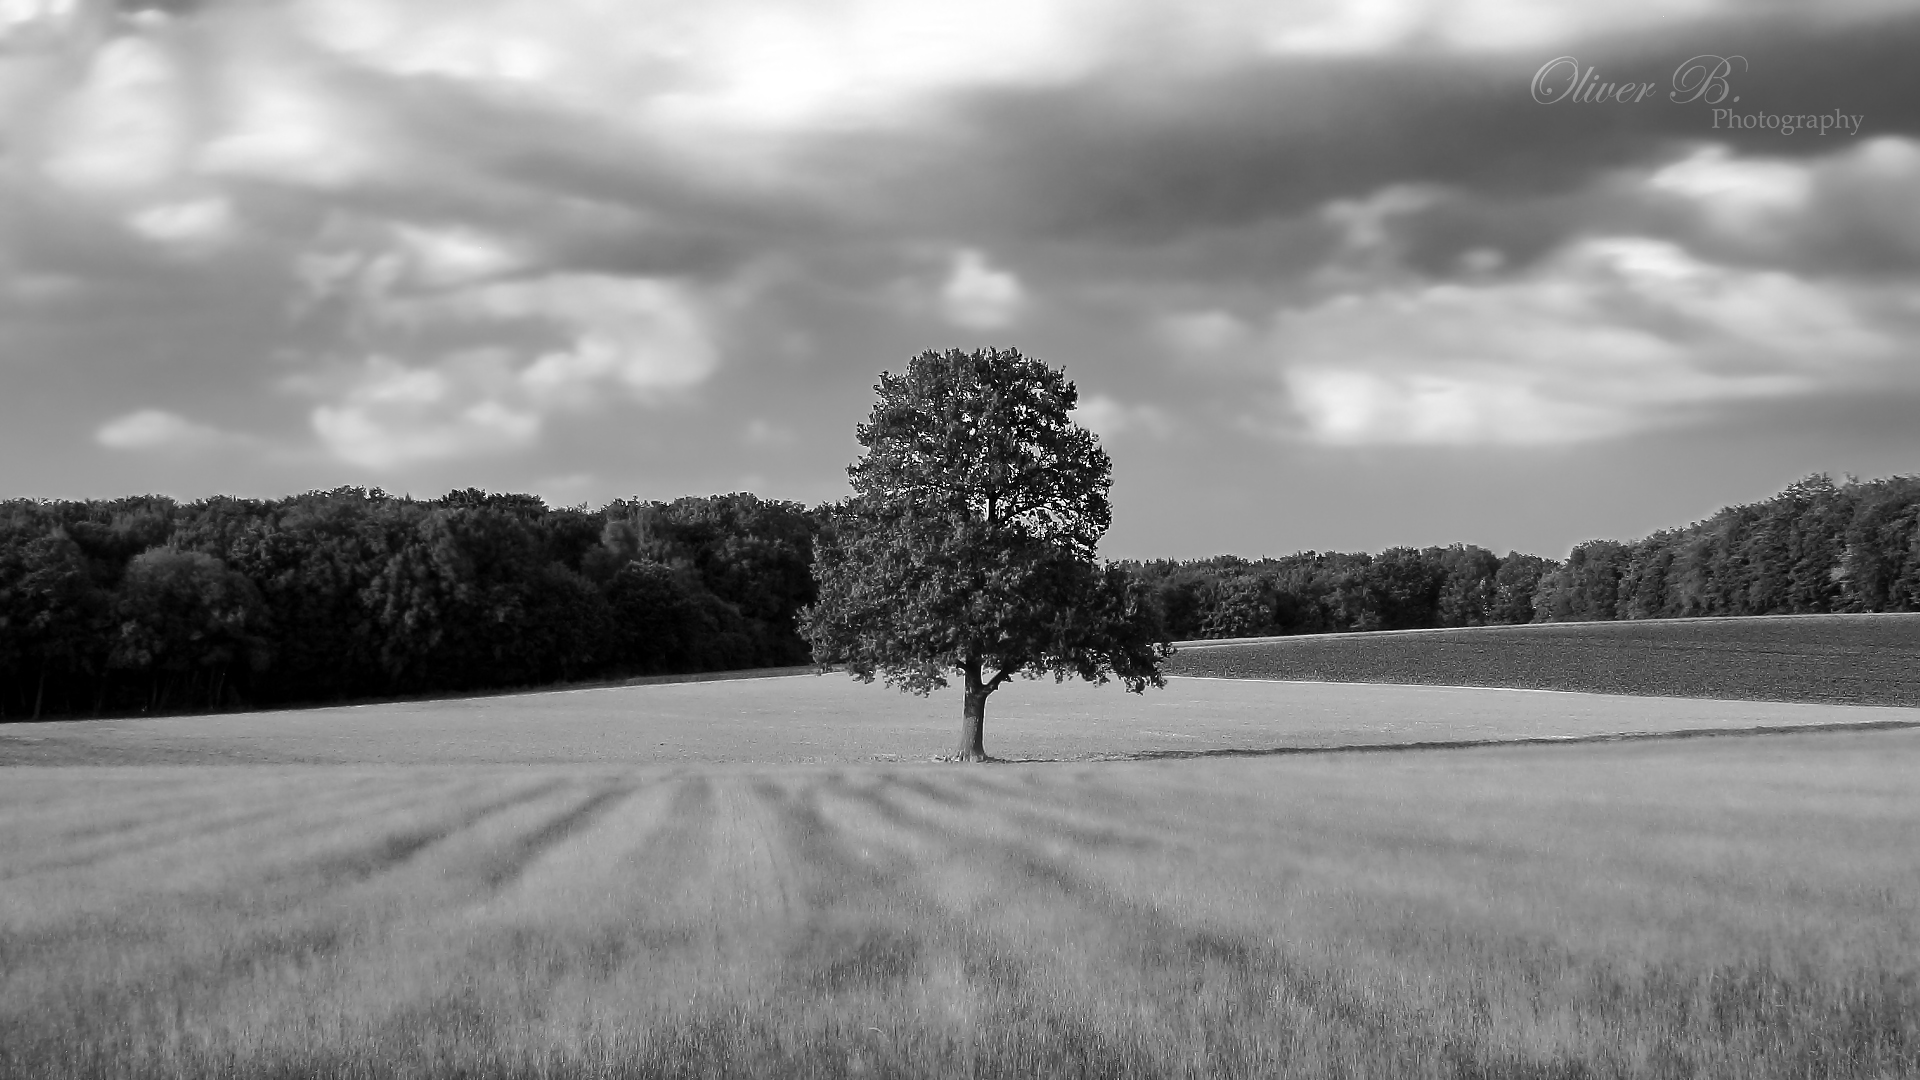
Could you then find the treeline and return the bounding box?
[5,473,1918,719]
[1126,474,1920,640]
[1534,474,1920,621]
[0,488,818,720]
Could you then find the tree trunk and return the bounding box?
[32,664,46,721]
[956,659,989,762]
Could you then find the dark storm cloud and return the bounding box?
[902,14,1920,248]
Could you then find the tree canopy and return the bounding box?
[801,347,1170,761]
[0,489,820,719]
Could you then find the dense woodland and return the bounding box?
[2,473,1917,719]
[0,489,818,720]
[1131,474,1920,640]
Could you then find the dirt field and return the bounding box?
[4,672,1917,766]
[1167,612,1920,706]
[4,728,1918,1079]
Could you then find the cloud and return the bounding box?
[389,223,522,287]
[96,408,231,451]
[309,352,540,467]
[917,12,1920,250]
[295,0,1113,135]
[42,36,187,192]
[8,0,1920,525]
[1076,393,1173,440]
[404,274,719,405]
[126,196,237,249]
[1648,145,1811,229]
[1638,137,1920,272]
[743,418,796,447]
[294,255,719,468]
[938,248,1026,329]
[0,0,84,43]
[1269,236,1905,446]
[195,62,383,188]
[1155,309,1250,355]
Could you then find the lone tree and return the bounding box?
[801,347,1170,761]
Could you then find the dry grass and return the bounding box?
[1169,613,1920,707]
[4,729,1918,1079]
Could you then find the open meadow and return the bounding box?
[4,672,1920,1078]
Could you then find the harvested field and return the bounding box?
[1168,612,1920,706]
[4,730,1918,1079]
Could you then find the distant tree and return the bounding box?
[1338,547,1446,631]
[1490,552,1550,625]
[802,347,1170,761]
[0,530,106,718]
[603,559,703,673]
[1198,574,1277,638]
[110,549,268,711]
[1534,540,1628,622]
[1139,568,1208,641]
[1434,544,1502,627]
[589,494,821,668]
[1841,476,1920,611]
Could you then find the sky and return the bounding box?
[2,0,1918,560]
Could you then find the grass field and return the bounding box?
[1168,612,1920,707]
[4,729,1918,1079]
[7,640,1920,1078]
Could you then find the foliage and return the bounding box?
[801,347,1169,759]
[1125,473,1920,641]
[5,468,1918,719]
[0,488,820,719]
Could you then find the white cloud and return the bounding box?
[1247,0,1826,55]
[126,196,237,249]
[298,0,1105,134]
[1077,394,1174,441]
[197,65,377,188]
[298,259,718,467]
[1322,184,1443,252]
[1271,236,1901,446]
[1155,309,1249,355]
[939,248,1026,330]
[43,36,186,191]
[417,274,719,404]
[0,0,82,50]
[96,409,231,451]
[391,224,522,288]
[1649,145,1812,234]
[744,418,795,446]
[1640,139,1920,262]
[310,353,541,467]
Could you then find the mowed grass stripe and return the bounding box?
[304,781,698,1053]
[0,769,392,858]
[0,776,711,1077]
[897,776,1435,1069]
[839,752,1920,1077]
[0,779,443,884]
